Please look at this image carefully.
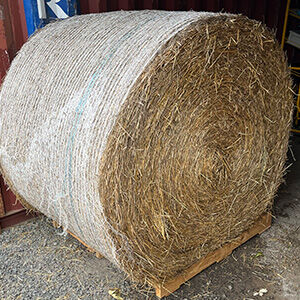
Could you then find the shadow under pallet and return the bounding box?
[53,213,272,298]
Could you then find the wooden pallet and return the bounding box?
[53,213,271,299]
[154,213,271,298]
[0,191,4,218]
[52,220,103,259]
[0,192,4,233]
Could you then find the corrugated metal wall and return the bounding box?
[0,0,32,230]
[79,0,287,40]
[0,0,27,82]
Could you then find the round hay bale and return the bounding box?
[0,11,293,284]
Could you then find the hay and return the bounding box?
[0,11,293,285]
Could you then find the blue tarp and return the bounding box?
[23,0,78,36]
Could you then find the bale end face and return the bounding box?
[100,15,293,284]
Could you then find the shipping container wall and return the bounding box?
[0,0,27,82]
[0,187,4,217]
[0,0,31,230]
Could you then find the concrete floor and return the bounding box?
[0,137,299,300]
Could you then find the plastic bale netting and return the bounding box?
[0,10,293,285]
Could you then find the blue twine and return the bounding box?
[62,15,157,235]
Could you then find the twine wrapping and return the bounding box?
[0,11,293,284]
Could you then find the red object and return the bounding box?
[0,0,30,231]
[0,190,4,217]
[186,0,200,10]
[117,0,134,10]
[80,0,100,14]
[0,209,34,229]
[0,176,23,212]
[202,0,220,12]
[0,0,12,82]
[0,48,10,82]
[7,0,27,52]
[142,0,156,9]
[0,176,35,230]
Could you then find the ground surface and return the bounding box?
[0,137,299,300]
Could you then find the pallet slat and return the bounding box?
[155,213,272,298]
[0,190,4,217]
[52,213,271,298]
[52,220,103,258]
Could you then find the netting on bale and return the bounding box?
[0,10,293,285]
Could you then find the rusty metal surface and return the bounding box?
[0,176,23,212]
[0,209,35,229]
[7,0,27,52]
[0,0,27,61]
[0,0,12,82]
[0,187,4,217]
[0,1,28,228]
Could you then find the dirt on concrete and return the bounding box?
[0,137,299,300]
